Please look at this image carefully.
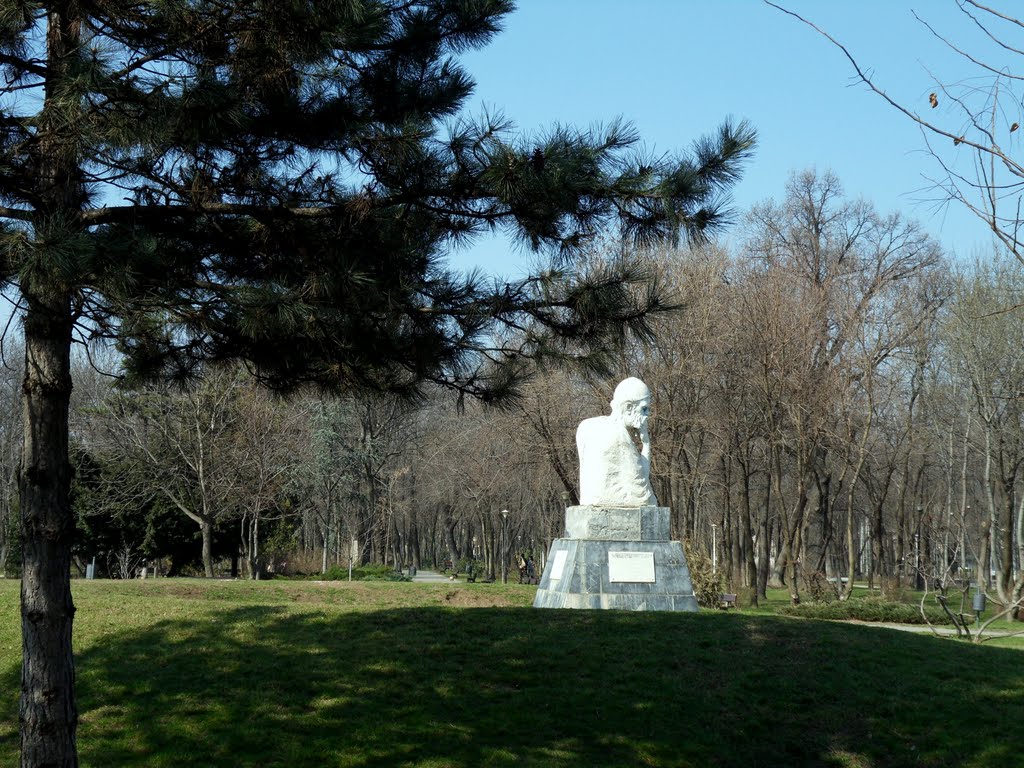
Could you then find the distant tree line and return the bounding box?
[3,168,1020,619]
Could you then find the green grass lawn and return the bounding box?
[1,578,1023,767]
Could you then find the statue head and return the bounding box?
[610,377,651,431]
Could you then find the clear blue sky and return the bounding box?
[450,0,1006,276]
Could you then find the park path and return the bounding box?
[410,569,452,583]
[843,620,1020,638]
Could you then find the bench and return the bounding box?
[719,593,737,610]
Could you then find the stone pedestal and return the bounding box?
[533,505,698,612]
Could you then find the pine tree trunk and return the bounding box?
[21,1,85,758]
[20,295,77,767]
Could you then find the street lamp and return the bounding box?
[711,523,718,573]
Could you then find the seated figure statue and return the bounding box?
[576,377,657,507]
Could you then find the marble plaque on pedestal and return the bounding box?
[608,551,656,583]
[549,549,568,581]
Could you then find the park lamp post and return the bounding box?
[711,523,718,573]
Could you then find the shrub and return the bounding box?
[779,595,951,625]
[684,539,722,609]
[312,564,409,582]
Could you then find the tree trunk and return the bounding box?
[788,529,802,606]
[978,519,991,595]
[842,401,872,599]
[1015,494,1024,621]
[772,539,790,588]
[756,511,770,600]
[443,509,460,564]
[21,0,85,760]
[870,497,887,594]
[355,510,370,566]
[410,520,421,570]
[20,295,78,767]
[756,477,771,599]
[738,462,758,606]
[252,512,260,580]
[982,425,996,593]
[201,519,214,578]
[997,478,1014,607]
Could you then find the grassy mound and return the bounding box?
[1,579,1022,767]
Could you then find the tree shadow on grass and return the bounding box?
[11,607,1024,767]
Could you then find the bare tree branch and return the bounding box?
[764,2,1024,173]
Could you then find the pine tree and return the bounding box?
[1,1,755,763]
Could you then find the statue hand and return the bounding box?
[638,424,651,458]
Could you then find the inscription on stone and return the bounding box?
[550,549,569,581]
[608,551,656,583]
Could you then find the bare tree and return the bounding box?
[771,1,1024,265]
[108,542,143,581]
[87,367,248,577]
[509,368,588,506]
[636,245,729,542]
[739,169,943,602]
[945,256,1024,618]
[233,385,306,579]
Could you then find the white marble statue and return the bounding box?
[576,377,657,507]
